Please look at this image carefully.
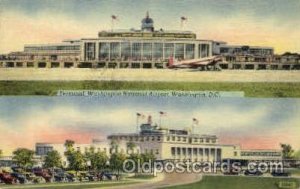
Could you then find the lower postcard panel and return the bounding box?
[0,95,299,188]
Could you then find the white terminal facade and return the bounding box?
[36,120,282,166]
[1,12,299,70]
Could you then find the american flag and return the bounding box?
[193,118,199,124]
[136,113,145,118]
[147,115,152,124]
[181,16,187,21]
[159,111,167,116]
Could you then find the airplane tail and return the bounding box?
[168,56,174,67]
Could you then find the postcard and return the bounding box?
[0,0,299,189]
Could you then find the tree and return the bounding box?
[294,150,300,160]
[110,152,127,177]
[0,149,2,168]
[280,144,294,159]
[126,142,136,154]
[12,148,35,168]
[141,152,156,163]
[63,140,85,172]
[110,139,119,153]
[68,151,86,172]
[85,147,108,171]
[141,153,156,173]
[64,140,75,151]
[44,150,62,168]
[127,153,142,172]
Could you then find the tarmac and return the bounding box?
[0,68,300,82]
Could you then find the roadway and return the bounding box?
[101,172,202,189]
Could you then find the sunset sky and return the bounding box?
[0,96,299,156]
[0,0,300,54]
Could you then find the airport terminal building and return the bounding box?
[0,13,212,69]
[35,120,282,167]
[1,12,299,70]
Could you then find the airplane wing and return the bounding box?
[168,56,222,68]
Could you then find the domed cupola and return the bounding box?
[141,11,154,32]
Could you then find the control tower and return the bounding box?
[141,11,154,32]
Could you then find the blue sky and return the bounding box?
[0,96,299,155]
[0,0,300,53]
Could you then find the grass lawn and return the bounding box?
[290,168,300,176]
[162,176,300,189]
[129,175,156,179]
[0,81,300,97]
[1,180,137,189]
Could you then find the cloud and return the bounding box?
[190,12,300,54]
[1,1,300,54]
[0,10,102,53]
[0,104,137,155]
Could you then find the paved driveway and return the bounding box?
[101,172,202,189]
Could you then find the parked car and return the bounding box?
[32,176,46,184]
[244,169,263,176]
[65,172,77,182]
[223,168,239,176]
[99,171,118,180]
[24,172,36,183]
[0,172,17,184]
[32,168,52,182]
[271,170,291,177]
[11,172,27,184]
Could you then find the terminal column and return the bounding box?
[95,42,99,61]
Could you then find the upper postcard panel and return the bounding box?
[0,0,299,97]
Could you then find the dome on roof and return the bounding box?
[142,17,153,24]
[141,11,154,32]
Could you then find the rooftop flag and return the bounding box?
[193,118,199,125]
[181,16,188,21]
[147,115,152,124]
[111,15,118,20]
[159,111,167,116]
[180,16,188,30]
[111,15,118,31]
[136,113,145,118]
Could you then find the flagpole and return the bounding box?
[191,119,194,134]
[192,124,195,134]
[159,114,162,127]
[136,113,139,133]
[159,112,166,127]
[192,118,198,134]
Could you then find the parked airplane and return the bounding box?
[167,56,222,69]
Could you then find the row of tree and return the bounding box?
[2,143,298,171]
[280,144,298,159]
[4,140,155,174]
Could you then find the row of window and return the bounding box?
[166,136,216,144]
[241,151,281,157]
[85,42,210,61]
[110,135,216,144]
[111,135,161,142]
[25,45,80,51]
[144,149,159,155]
[220,47,273,55]
[171,147,221,157]
[76,146,108,153]
[36,146,53,156]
